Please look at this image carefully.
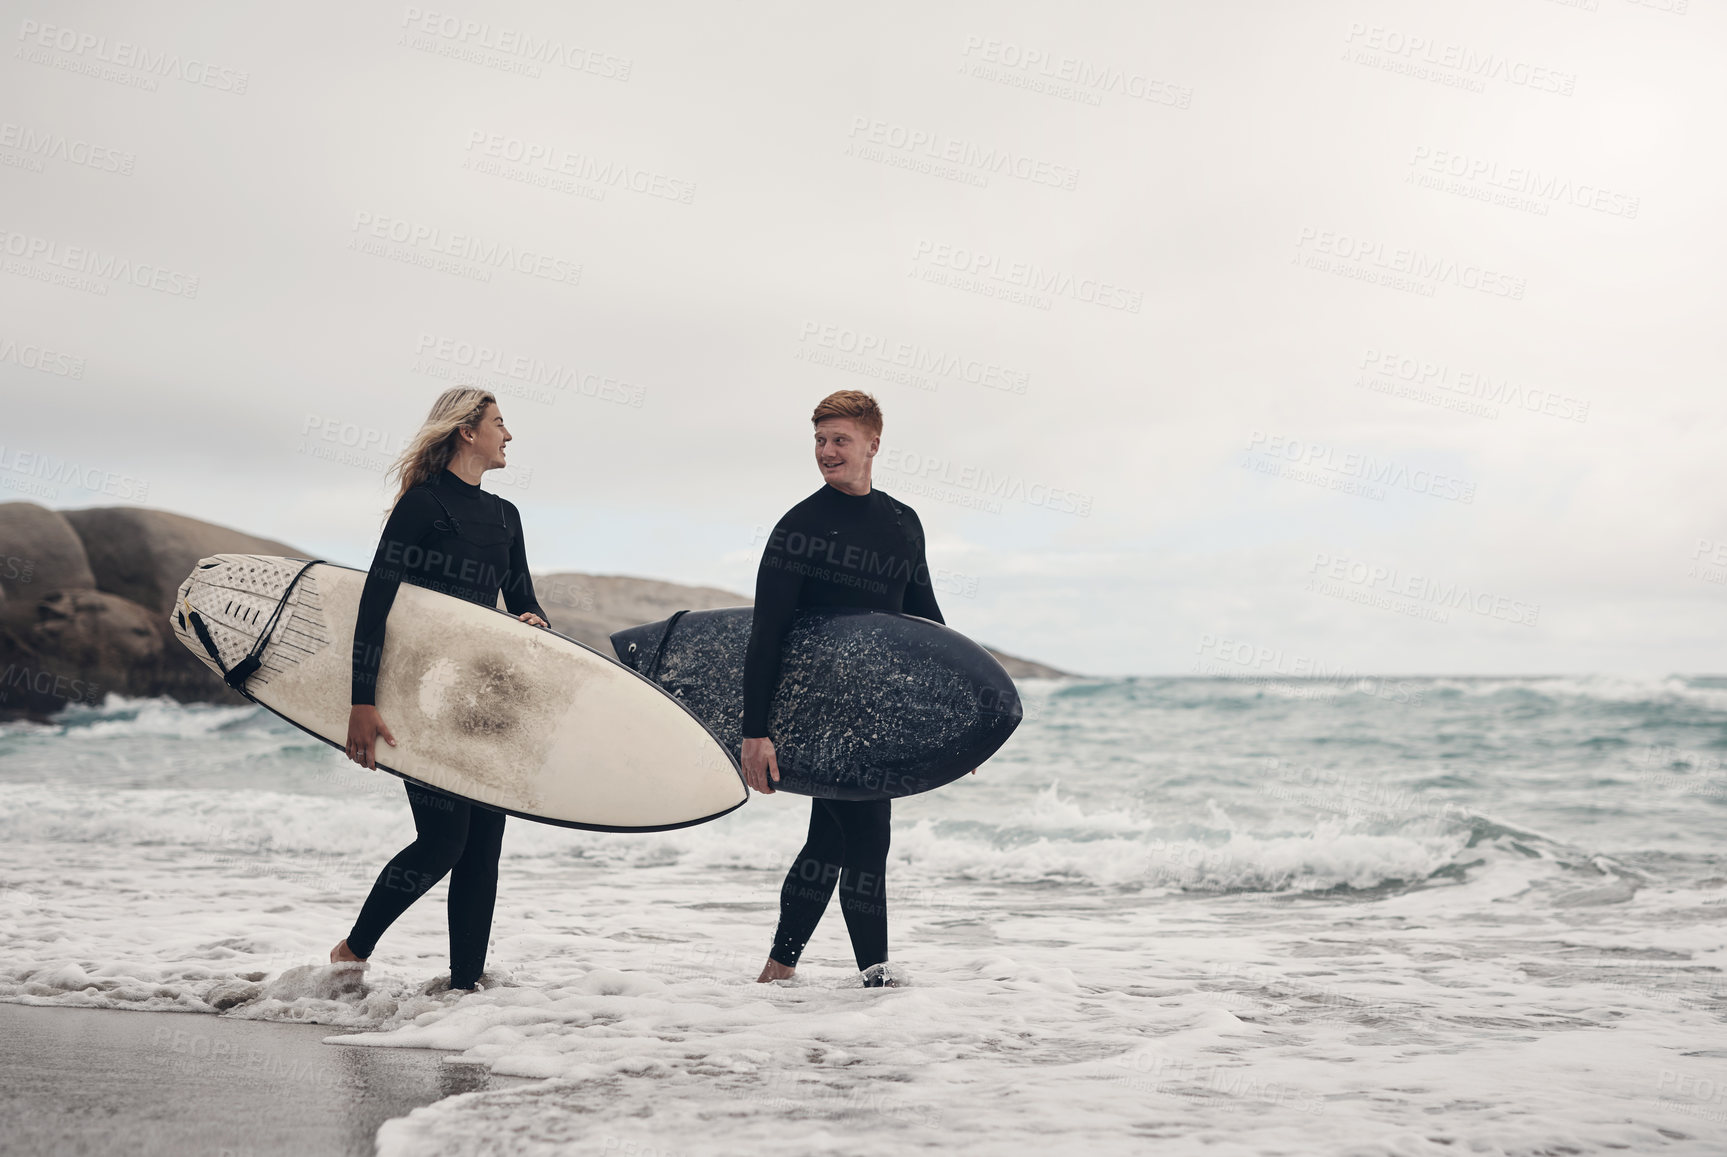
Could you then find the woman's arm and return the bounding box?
[350,489,439,706]
[502,500,549,628]
[347,489,439,767]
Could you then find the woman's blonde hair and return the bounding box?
[388,387,498,506]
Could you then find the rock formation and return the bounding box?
[0,501,1066,719]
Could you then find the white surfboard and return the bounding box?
[170,554,747,831]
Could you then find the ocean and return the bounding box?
[2,676,1725,1156]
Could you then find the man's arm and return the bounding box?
[902,508,945,626]
[740,517,804,793]
[902,507,976,773]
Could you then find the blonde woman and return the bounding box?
[330,388,549,990]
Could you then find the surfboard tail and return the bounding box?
[610,617,672,675]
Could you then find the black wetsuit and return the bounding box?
[344,469,546,989]
[743,483,943,973]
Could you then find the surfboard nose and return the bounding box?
[610,618,668,673]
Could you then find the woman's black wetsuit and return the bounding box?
[742,483,943,974]
[344,469,547,989]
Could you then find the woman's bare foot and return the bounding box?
[756,958,795,983]
[330,939,367,964]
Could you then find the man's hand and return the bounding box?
[517,611,549,628]
[741,735,780,794]
[347,704,396,770]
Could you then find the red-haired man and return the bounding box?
[741,390,946,987]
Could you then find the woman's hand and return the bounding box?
[517,612,548,628]
[741,736,780,794]
[347,705,396,770]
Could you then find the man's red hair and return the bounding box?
[811,390,883,439]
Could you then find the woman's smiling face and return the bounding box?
[458,403,512,474]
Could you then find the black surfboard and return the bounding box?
[610,607,1022,800]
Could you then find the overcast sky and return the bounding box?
[3,0,1721,676]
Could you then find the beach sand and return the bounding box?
[0,1002,529,1157]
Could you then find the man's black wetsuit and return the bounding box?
[344,468,547,989]
[743,483,943,974]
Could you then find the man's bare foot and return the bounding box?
[756,958,795,983]
[330,939,367,964]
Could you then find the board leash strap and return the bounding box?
[645,609,690,683]
[185,558,323,699]
[420,480,463,537]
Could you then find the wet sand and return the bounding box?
[0,1002,529,1157]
